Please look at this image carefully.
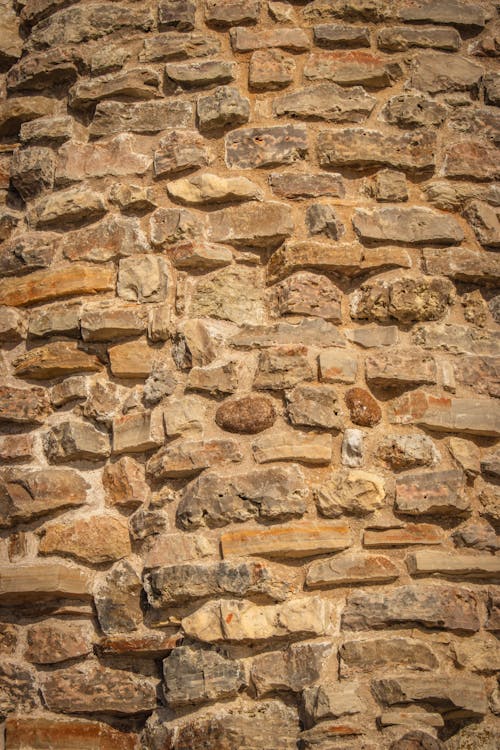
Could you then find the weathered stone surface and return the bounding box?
[154,129,211,176]
[464,202,500,249]
[166,59,235,88]
[11,146,55,200]
[41,663,157,716]
[303,0,393,23]
[0,263,115,308]
[0,231,56,277]
[269,272,342,323]
[112,409,164,454]
[163,646,246,707]
[424,247,500,284]
[162,396,206,438]
[251,641,335,696]
[28,186,106,229]
[28,300,80,338]
[6,47,79,93]
[226,125,308,169]
[345,387,381,426]
[399,1,486,30]
[208,201,292,248]
[407,551,500,580]
[97,631,180,657]
[44,420,110,463]
[108,183,156,213]
[81,303,148,342]
[304,51,402,88]
[372,673,488,718]
[190,266,265,324]
[0,97,56,136]
[177,465,307,529]
[91,99,192,137]
[0,1,22,68]
[342,428,365,468]
[62,216,149,263]
[168,172,262,204]
[0,385,51,424]
[273,82,376,121]
[253,429,332,465]
[302,681,363,725]
[318,348,358,384]
[307,553,399,587]
[342,584,480,633]
[412,324,500,357]
[169,241,232,270]
[353,207,463,245]
[0,563,92,603]
[351,276,454,323]
[20,115,81,146]
[221,522,351,559]
[0,434,35,464]
[253,345,314,390]
[0,468,88,528]
[411,51,483,94]
[4,717,138,750]
[306,203,344,240]
[315,469,385,517]
[370,169,409,202]
[341,635,438,674]
[388,731,445,749]
[445,725,500,750]
[39,515,130,564]
[206,0,260,27]
[0,659,37,716]
[187,360,239,395]
[109,339,155,379]
[147,439,243,480]
[14,341,103,379]
[69,67,161,109]
[159,0,195,30]
[118,255,168,303]
[140,31,220,63]
[144,700,299,750]
[56,135,150,185]
[232,318,345,348]
[249,49,295,91]
[150,207,203,247]
[215,395,276,434]
[269,172,344,199]
[197,85,250,130]
[443,142,499,181]
[146,559,291,607]
[103,457,149,510]
[314,23,370,48]
[396,469,467,516]
[182,596,332,642]
[366,349,437,388]
[25,620,93,664]
[453,518,498,553]
[391,392,500,437]
[377,434,438,470]
[94,560,142,635]
[317,128,436,172]
[286,384,342,430]
[231,26,310,52]
[378,25,460,52]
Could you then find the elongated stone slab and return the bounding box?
[5,717,138,750]
[221,522,352,559]
[0,564,93,603]
[0,263,116,307]
[407,551,500,580]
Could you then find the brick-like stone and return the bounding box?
[187,360,239,395]
[269,171,344,199]
[11,146,56,200]
[249,49,295,91]
[91,99,192,137]
[147,439,243,480]
[0,434,34,464]
[232,318,345,348]
[343,584,480,633]
[41,663,157,716]
[163,646,246,707]
[273,82,376,122]
[112,409,164,454]
[317,128,436,172]
[302,681,363,725]
[443,142,499,182]
[319,348,357,384]
[231,26,310,52]
[378,25,460,51]
[424,247,500,284]
[0,263,115,308]
[0,467,88,528]
[182,596,331,642]
[28,186,107,230]
[364,523,443,548]
[315,469,385,517]
[103,456,149,510]
[44,420,110,463]
[341,636,438,674]
[353,207,463,245]
[314,23,370,48]
[159,0,195,30]
[304,51,402,88]
[56,135,151,184]
[154,129,211,176]
[253,429,332,465]
[395,469,467,516]
[39,515,130,564]
[109,339,156,379]
[226,125,307,168]
[209,202,293,248]
[221,522,351,559]
[0,562,92,603]
[391,392,500,437]
[14,341,103,379]
[411,51,483,93]
[206,0,260,27]
[286,384,342,430]
[25,620,93,664]
[366,349,437,388]
[166,59,235,88]
[4,717,138,750]
[307,553,399,588]
[399,1,486,30]
[372,674,487,718]
[407,550,500,580]
[197,85,249,130]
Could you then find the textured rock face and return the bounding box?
[0,1,498,747]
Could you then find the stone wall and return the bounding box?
[0,0,499,748]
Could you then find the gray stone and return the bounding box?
[307,552,399,587]
[44,420,111,463]
[399,1,486,30]
[208,202,292,248]
[147,439,243,480]
[226,125,308,169]
[254,345,315,390]
[150,207,203,247]
[205,0,260,27]
[377,434,439,470]
[411,51,483,94]
[269,172,344,199]
[197,85,250,130]
[166,59,236,88]
[90,100,192,137]
[314,23,370,48]
[378,25,460,52]
[0,659,37,717]
[231,318,345,348]
[302,682,363,727]
[158,0,196,30]
[273,83,376,122]
[353,207,463,245]
[372,674,488,718]
[395,469,468,516]
[163,646,246,707]
[342,584,480,633]
[176,464,307,529]
[306,204,344,239]
[366,349,437,388]
[69,68,162,109]
[383,93,447,129]
[251,641,335,697]
[286,384,342,430]
[370,169,408,202]
[94,559,143,635]
[340,636,438,674]
[154,129,211,176]
[11,147,55,200]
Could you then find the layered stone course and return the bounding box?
[0,1,499,748]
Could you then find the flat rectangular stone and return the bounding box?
[5,717,138,750]
[147,439,243,479]
[253,430,332,464]
[306,553,399,587]
[364,524,443,547]
[372,674,488,718]
[0,385,51,424]
[317,128,436,172]
[353,207,464,246]
[208,201,293,248]
[0,564,92,603]
[112,410,164,454]
[0,263,116,307]
[90,100,193,137]
[140,32,220,61]
[418,396,500,437]
[221,522,352,559]
[14,341,103,379]
[231,27,310,52]
[269,171,345,199]
[226,125,308,169]
[407,551,500,580]
[396,469,468,516]
[365,349,436,387]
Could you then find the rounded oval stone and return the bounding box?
[215,395,276,434]
[345,387,382,427]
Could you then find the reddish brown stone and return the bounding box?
[25,620,93,664]
[215,395,277,434]
[14,342,103,380]
[345,387,381,426]
[5,717,138,750]
[0,385,51,424]
[97,631,181,657]
[102,457,149,510]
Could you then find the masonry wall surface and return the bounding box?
[0,1,499,748]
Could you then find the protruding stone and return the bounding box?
[163,646,246,707]
[0,563,92,603]
[231,26,310,53]
[205,0,260,27]
[11,147,56,200]
[390,392,500,437]
[341,636,438,674]
[68,68,161,109]
[343,584,480,633]
[253,429,332,465]
[103,457,150,510]
[94,560,142,635]
[187,360,239,395]
[345,387,381,426]
[215,395,276,434]
[166,59,236,88]
[411,51,483,94]
[221,522,351,559]
[154,129,211,176]
[168,173,262,205]
[0,263,115,308]
[302,681,363,726]
[377,434,439,470]
[269,272,343,323]
[378,25,460,52]
[315,469,385,517]
[140,32,220,62]
[4,717,139,750]
[251,641,335,696]
[314,24,370,48]
[0,97,56,137]
[399,1,486,30]
[182,596,332,642]
[226,125,307,169]
[91,100,193,137]
[28,186,106,230]
[0,385,51,425]
[353,207,463,245]
[147,439,243,480]
[109,339,156,379]
[44,420,111,463]
[273,82,376,122]
[208,201,293,248]
[307,553,399,588]
[0,468,88,528]
[190,265,265,325]
[158,0,196,30]
[286,384,342,430]
[249,49,295,91]
[197,85,250,130]
[351,276,454,323]
[39,515,131,564]
[304,51,402,88]
[112,409,164,454]
[407,550,500,580]
[25,620,93,664]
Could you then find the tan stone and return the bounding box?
[187,360,239,395]
[0,96,56,136]
[306,553,399,588]
[103,457,149,509]
[0,263,115,307]
[253,345,315,390]
[28,186,106,229]
[112,409,164,454]
[366,349,437,388]
[269,271,342,322]
[68,67,161,109]
[94,559,143,635]
[0,434,35,463]
[0,385,51,424]
[5,717,138,750]
[190,266,265,325]
[61,216,150,263]
[215,395,276,434]
[340,636,438,674]
[56,135,150,184]
[231,26,310,52]
[39,515,131,564]
[319,347,358,383]
[407,551,500,580]
[44,420,111,463]
[168,173,262,205]
[81,303,148,342]
[25,620,93,664]
[109,339,156,379]
[147,439,243,479]
[0,563,93,603]
[315,469,386,517]
[182,596,331,643]
[221,522,351,559]
[252,429,332,465]
[286,384,343,430]
[364,524,443,548]
[208,202,293,248]
[251,641,335,697]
